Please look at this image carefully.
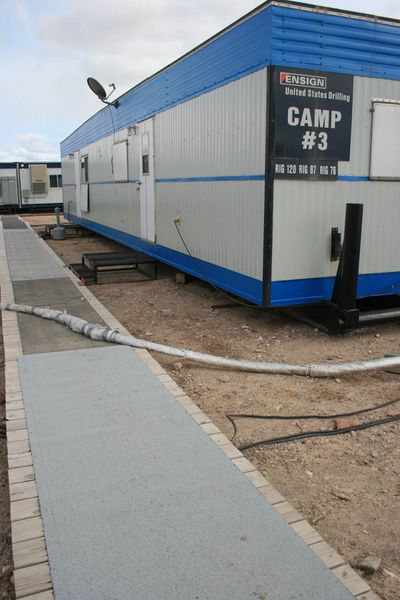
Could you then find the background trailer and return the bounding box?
[61,0,400,317]
[0,162,63,212]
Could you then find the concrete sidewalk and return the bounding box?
[2,216,375,599]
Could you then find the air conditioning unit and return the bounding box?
[30,164,48,195]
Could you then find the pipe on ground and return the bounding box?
[2,302,399,378]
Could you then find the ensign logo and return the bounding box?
[280,72,327,89]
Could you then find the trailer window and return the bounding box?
[142,154,149,175]
[81,156,89,183]
[141,132,150,175]
[370,101,400,180]
[49,174,62,188]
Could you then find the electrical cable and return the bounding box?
[108,105,117,145]
[173,220,267,310]
[226,396,400,439]
[238,414,400,451]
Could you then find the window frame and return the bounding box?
[80,155,89,183]
[49,174,63,188]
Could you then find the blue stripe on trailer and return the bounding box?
[270,272,400,307]
[65,177,265,185]
[156,176,265,183]
[64,213,264,305]
[63,175,370,187]
[155,176,369,183]
[338,176,369,181]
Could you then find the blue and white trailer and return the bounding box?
[61,1,400,321]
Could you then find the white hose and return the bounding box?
[2,302,400,378]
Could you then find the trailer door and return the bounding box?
[138,118,155,242]
[0,178,17,206]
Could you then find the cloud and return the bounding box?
[0,0,261,160]
[1,0,400,163]
[37,0,260,97]
[0,0,260,163]
[15,0,29,25]
[385,1,400,17]
[0,133,60,162]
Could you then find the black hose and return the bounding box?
[226,396,400,439]
[238,414,400,451]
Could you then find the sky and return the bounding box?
[2,0,400,162]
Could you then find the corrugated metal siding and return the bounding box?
[340,76,400,176]
[65,73,266,279]
[63,187,76,215]
[270,6,400,79]
[61,4,400,157]
[272,180,400,282]
[78,181,140,237]
[19,168,30,194]
[155,70,267,178]
[63,129,141,237]
[62,156,76,215]
[61,156,75,186]
[45,167,63,206]
[156,181,265,280]
[154,70,266,280]
[0,168,17,206]
[73,129,136,185]
[0,168,16,178]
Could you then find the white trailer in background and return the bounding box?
[0,162,63,212]
[61,1,400,331]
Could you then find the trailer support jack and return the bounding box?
[326,203,363,334]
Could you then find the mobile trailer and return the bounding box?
[0,162,63,212]
[61,1,400,323]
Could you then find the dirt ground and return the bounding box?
[5,216,399,599]
[19,213,67,227]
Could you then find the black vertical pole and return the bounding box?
[331,203,363,327]
[262,66,276,307]
[16,162,22,211]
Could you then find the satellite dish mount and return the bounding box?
[87,77,119,108]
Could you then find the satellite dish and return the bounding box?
[87,77,107,100]
[87,77,119,108]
